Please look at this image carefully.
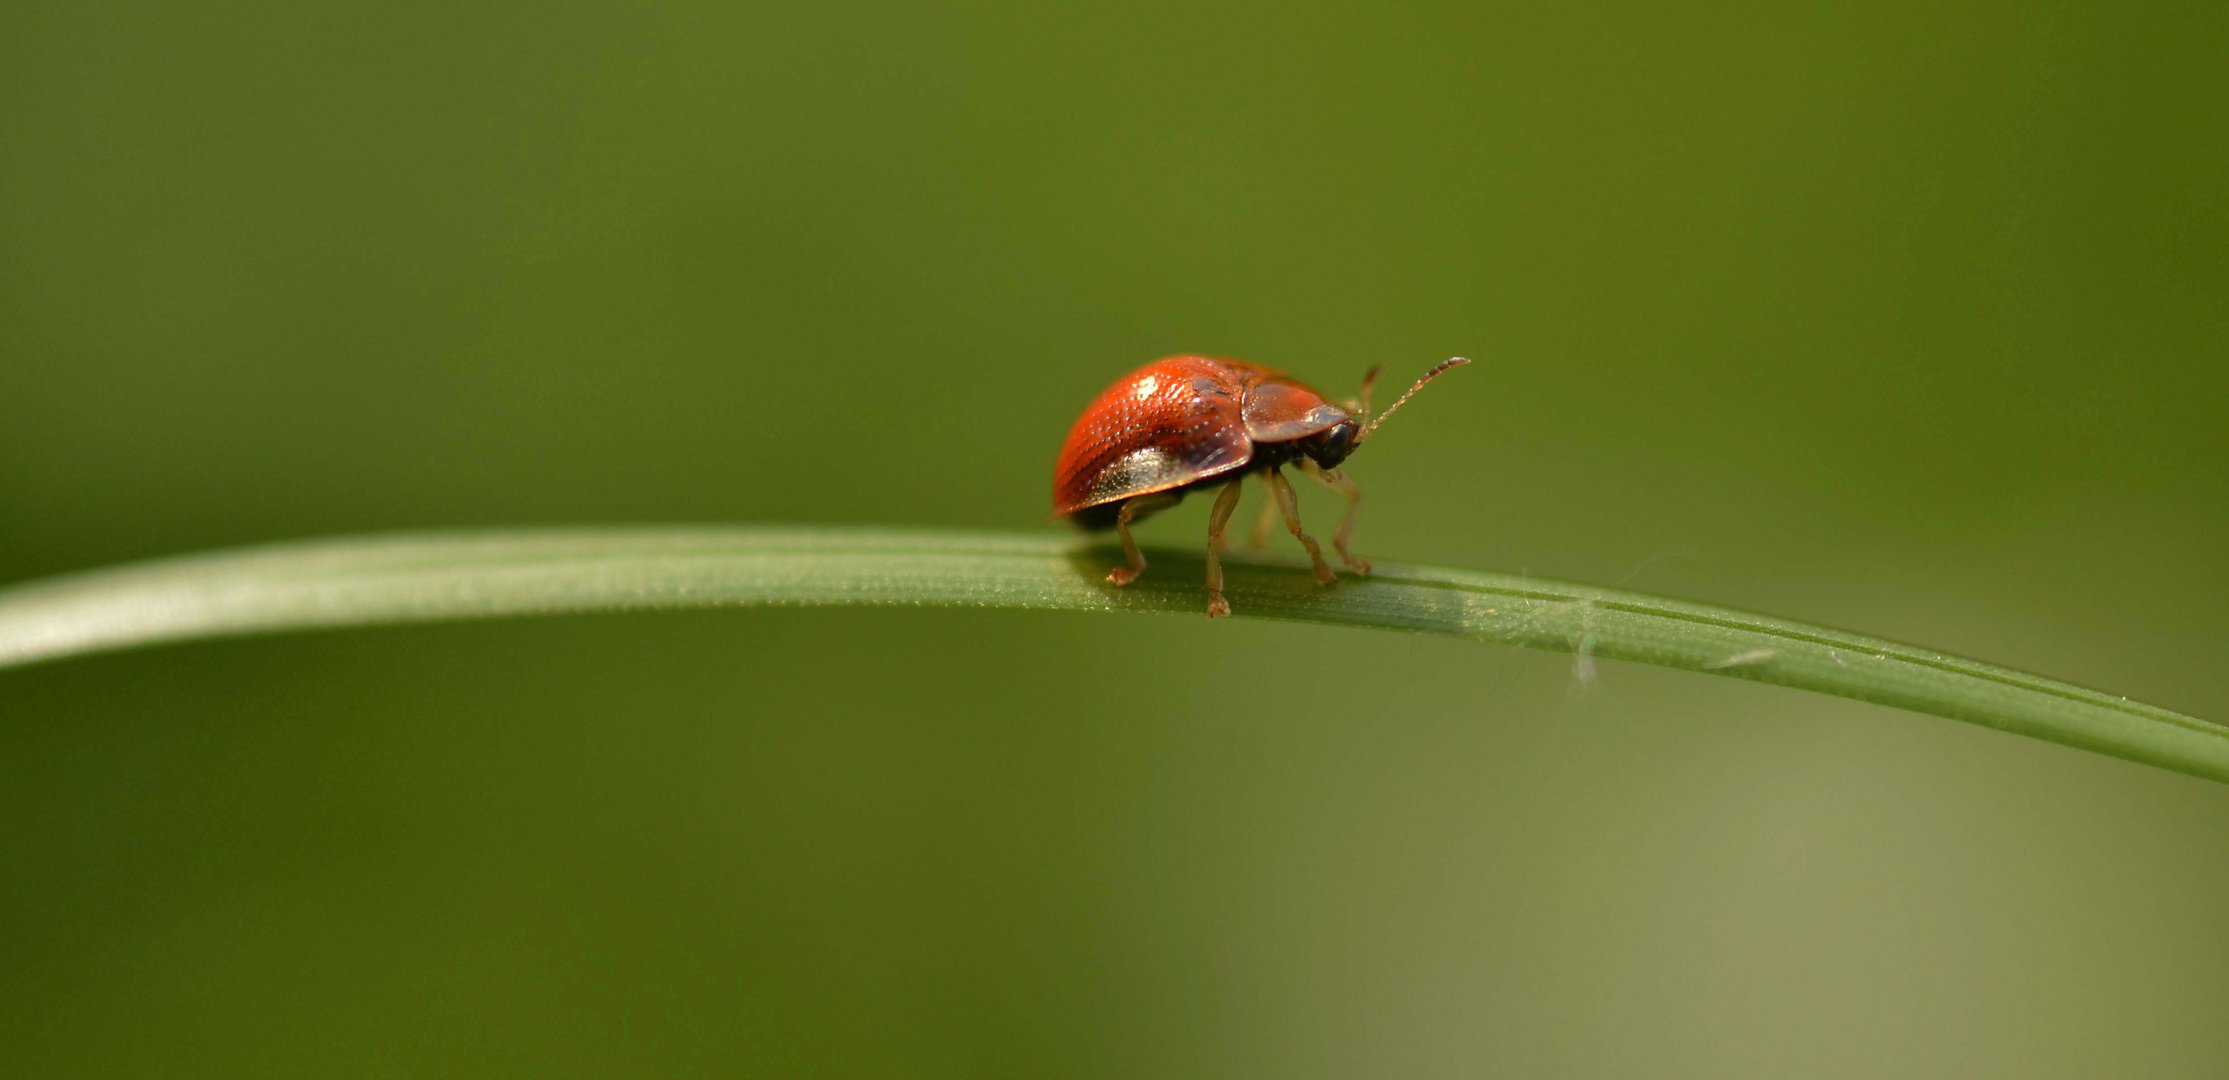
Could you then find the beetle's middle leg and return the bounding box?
[1202,479,1245,618]
[1105,491,1181,586]
[1248,480,1278,551]
[1264,467,1336,585]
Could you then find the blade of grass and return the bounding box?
[0,525,2220,783]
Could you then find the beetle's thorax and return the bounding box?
[1230,366,1353,464]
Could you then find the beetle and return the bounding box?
[1052,355,1468,617]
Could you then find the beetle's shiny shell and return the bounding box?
[1052,356,1349,519]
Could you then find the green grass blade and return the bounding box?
[1,526,2220,783]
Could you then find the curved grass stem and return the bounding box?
[1,526,2220,784]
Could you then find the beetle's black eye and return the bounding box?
[1312,422,1356,468]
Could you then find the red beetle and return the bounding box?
[1053,355,1469,617]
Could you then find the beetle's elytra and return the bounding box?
[1052,355,1468,618]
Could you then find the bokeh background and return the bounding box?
[5,2,2227,1075]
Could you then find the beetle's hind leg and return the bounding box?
[1264,467,1336,585]
[1104,491,1181,586]
[1300,461,1370,575]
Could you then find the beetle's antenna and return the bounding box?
[1356,364,1383,424]
[1355,357,1471,445]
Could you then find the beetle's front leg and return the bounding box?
[1300,461,1370,575]
[1264,468,1336,585]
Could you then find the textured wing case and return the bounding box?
[1053,357,1254,516]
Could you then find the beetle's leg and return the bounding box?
[1248,480,1278,550]
[1300,461,1371,575]
[1105,491,1181,586]
[1202,479,1245,618]
[1214,485,1258,554]
[1264,468,1336,585]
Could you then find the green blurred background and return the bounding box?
[5,2,2226,1075]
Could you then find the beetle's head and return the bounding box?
[1298,418,1359,470]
